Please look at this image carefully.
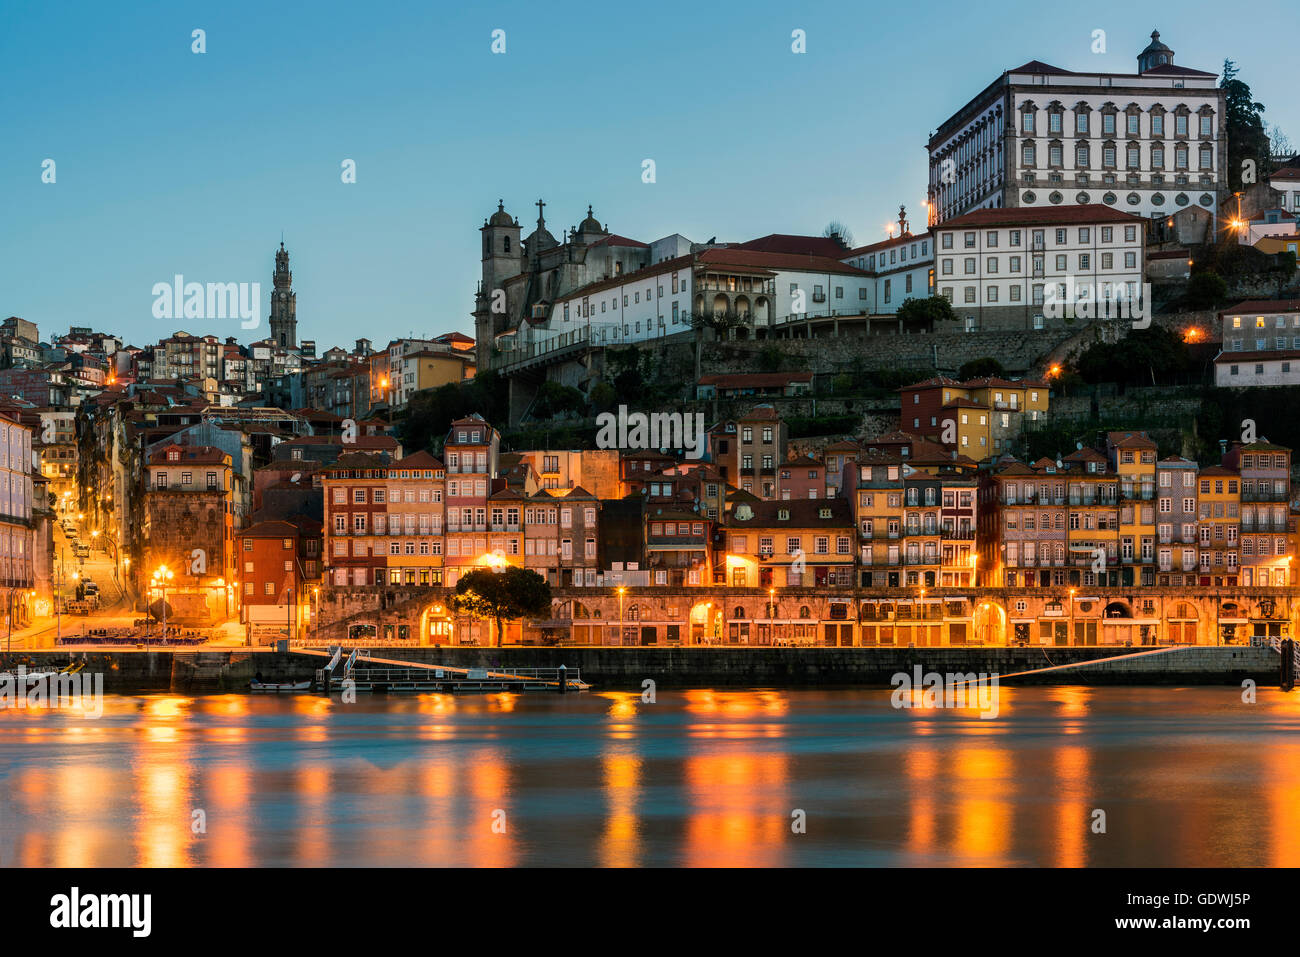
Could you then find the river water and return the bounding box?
[1,687,1297,867]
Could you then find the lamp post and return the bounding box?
[617,586,626,647]
[152,564,174,640]
[1068,587,1076,645]
[768,586,776,644]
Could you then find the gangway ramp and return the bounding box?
[292,647,590,694]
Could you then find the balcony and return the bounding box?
[1242,488,1289,503]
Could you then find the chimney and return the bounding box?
[1218,439,1228,457]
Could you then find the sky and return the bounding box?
[2,0,1296,351]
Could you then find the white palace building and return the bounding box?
[927,30,1227,226]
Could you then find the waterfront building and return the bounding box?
[235,518,322,639]
[645,506,712,586]
[521,487,599,587]
[1196,465,1240,584]
[1213,299,1300,386]
[142,443,235,621]
[927,30,1226,225]
[443,414,500,586]
[1224,441,1292,586]
[0,405,36,628]
[1106,431,1159,585]
[323,452,390,587]
[1063,447,1121,584]
[377,451,447,587]
[845,451,906,588]
[1155,455,1200,585]
[724,497,855,588]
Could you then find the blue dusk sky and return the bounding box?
[2,0,1295,350]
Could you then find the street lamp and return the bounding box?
[617,586,626,647]
[1068,587,1076,645]
[152,564,174,639]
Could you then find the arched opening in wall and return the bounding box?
[1217,600,1249,644]
[419,602,454,646]
[1167,601,1198,645]
[1103,600,1133,619]
[688,600,720,645]
[733,295,750,319]
[694,294,704,317]
[971,601,1007,646]
[712,293,729,318]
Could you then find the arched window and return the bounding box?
[733,605,745,618]
[503,236,511,254]
[799,605,811,619]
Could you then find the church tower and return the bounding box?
[269,241,297,349]
[473,201,522,370]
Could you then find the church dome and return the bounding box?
[488,200,514,227]
[579,204,604,234]
[1137,30,1174,72]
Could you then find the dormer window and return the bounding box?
[778,508,790,521]
[818,507,832,519]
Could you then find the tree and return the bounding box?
[529,381,587,420]
[1268,124,1294,159]
[450,566,552,647]
[1222,59,1271,191]
[958,357,1005,380]
[1186,270,1228,309]
[896,296,956,327]
[823,221,854,249]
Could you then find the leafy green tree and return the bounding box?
[895,296,956,327]
[589,381,618,414]
[1222,59,1271,191]
[958,357,1005,379]
[451,566,552,647]
[530,381,587,420]
[399,369,509,453]
[1186,271,1228,309]
[1074,327,1190,386]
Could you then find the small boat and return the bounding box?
[0,670,61,687]
[249,679,312,693]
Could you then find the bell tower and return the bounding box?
[269,241,297,349]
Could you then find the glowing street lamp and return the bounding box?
[152,564,175,637]
[618,586,626,646]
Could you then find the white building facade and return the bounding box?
[928,31,1226,227]
[934,206,1147,331]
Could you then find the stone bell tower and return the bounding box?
[269,241,297,349]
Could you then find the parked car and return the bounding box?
[74,543,90,558]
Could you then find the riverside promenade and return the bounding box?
[0,644,1282,692]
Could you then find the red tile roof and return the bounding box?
[696,247,869,276]
[735,234,850,258]
[1220,300,1300,316]
[942,205,1145,228]
[699,372,812,388]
